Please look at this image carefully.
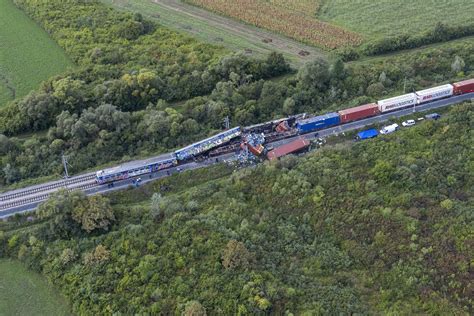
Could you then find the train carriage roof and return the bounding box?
[175,127,241,154]
[96,153,176,178]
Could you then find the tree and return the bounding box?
[282,97,296,115]
[60,248,77,266]
[17,91,58,131]
[52,77,88,112]
[265,52,290,77]
[84,244,110,266]
[330,58,345,80]
[150,193,162,221]
[451,56,465,73]
[183,300,207,316]
[366,82,385,97]
[117,20,144,40]
[37,190,114,237]
[297,58,330,91]
[2,163,20,184]
[222,240,254,270]
[0,134,10,154]
[71,195,115,233]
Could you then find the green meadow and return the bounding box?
[319,0,474,38]
[0,259,71,315]
[0,0,73,106]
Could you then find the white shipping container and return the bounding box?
[416,84,453,104]
[377,93,417,113]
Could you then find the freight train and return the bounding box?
[95,78,474,184]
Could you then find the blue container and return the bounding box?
[357,129,378,140]
[296,112,340,133]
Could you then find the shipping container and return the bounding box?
[338,103,379,123]
[267,138,310,161]
[295,112,340,133]
[377,93,417,112]
[356,129,378,140]
[452,78,474,95]
[416,84,453,104]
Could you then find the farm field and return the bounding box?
[318,0,474,38]
[0,260,71,315]
[0,0,73,106]
[184,0,362,49]
[99,0,326,66]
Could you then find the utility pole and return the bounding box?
[413,88,416,113]
[62,153,70,179]
[223,116,230,130]
[403,76,406,93]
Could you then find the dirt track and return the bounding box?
[152,0,326,65]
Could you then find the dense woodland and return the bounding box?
[0,0,473,187]
[1,104,472,314]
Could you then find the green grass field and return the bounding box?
[319,0,474,39]
[0,0,73,106]
[0,260,71,315]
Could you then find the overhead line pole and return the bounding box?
[62,153,70,179]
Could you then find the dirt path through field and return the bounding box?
[152,0,326,66]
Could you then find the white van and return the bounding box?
[380,123,399,135]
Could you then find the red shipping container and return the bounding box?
[267,138,310,161]
[452,78,474,95]
[338,103,380,124]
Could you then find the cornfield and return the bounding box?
[184,0,362,49]
[266,0,322,16]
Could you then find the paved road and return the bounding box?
[1,93,472,218]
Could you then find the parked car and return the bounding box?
[380,123,399,134]
[425,113,441,120]
[402,119,416,127]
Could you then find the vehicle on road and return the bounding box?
[402,119,416,127]
[425,113,441,120]
[356,129,378,140]
[380,123,399,135]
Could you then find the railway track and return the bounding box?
[1,92,472,217]
[0,174,97,210]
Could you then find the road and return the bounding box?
[0,92,472,218]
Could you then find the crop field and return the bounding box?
[0,0,73,106]
[318,0,474,38]
[184,0,362,49]
[100,0,327,66]
[0,260,70,315]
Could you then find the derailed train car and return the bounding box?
[96,78,474,184]
[174,127,241,161]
